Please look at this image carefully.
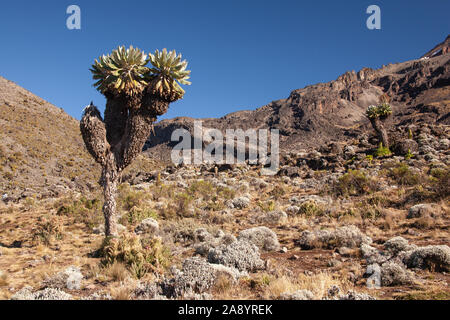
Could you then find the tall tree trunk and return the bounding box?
[370,117,389,148]
[101,152,119,237]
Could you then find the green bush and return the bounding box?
[121,207,158,225]
[298,200,325,217]
[389,163,421,186]
[56,196,103,228]
[332,170,378,197]
[118,184,146,211]
[32,216,64,246]
[430,168,450,199]
[257,200,276,213]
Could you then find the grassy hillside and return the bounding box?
[0,76,162,201]
[0,76,99,200]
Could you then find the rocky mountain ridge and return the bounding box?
[144,39,450,161]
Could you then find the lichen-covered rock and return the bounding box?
[394,139,418,156]
[337,291,376,300]
[208,240,265,272]
[404,245,450,272]
[297,225,372,249]
[238,226,280,252]
[232,197,250,209]
[407,204,434,219]
[252,210,288,225]
[11,287,73,300]
[133,282,168,300]
[82,292,113,300]
[183,292,214,300]
[285,205,300,215]
[325,285,376,300]
[279,289,314,300]
[43,266,83,290]
[135,218,159,235]
[289,195,332,206]
[380,261,414,286]
[365,263,381,289]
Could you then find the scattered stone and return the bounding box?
[277,166,300,178]
[285,205,300,215]
[327,285,340,297]
[337,291,376,300]
[183,292,214,300]
[290,195,331,206]
[364,264,381,289]
[252,210,288,225]
[337,247,353,257]
[407,204,434,219]
[327,259,342,268]
[394,139,418,156]
[232,197,250,209]
[133,282,167,300]
[280,247,288,254]
[43,266,83,290]
[135,218,159,235]
[279,290,314,300]
[82,292,113,300]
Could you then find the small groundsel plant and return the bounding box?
[366,94,393,148]
[100,233,171,279]
[374,142,392,158]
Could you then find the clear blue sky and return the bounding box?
[0,0,448,121]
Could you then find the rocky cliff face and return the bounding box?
[144,39,450,161]
[421,35,450,59]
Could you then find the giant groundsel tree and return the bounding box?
[366,94,392,149]
[80,46,191,237]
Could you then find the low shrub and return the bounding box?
[331,170,378,197]
[388,163,421,186]
[100,233,170,279]
[32,216,64,246]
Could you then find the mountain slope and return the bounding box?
[144,38,450,160]
[0,77,164,201]
[0,76,99,200]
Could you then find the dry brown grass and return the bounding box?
[105,262,130,282]
[110,286,131,300]
[0,273,8,287]
[262,272,354,300]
